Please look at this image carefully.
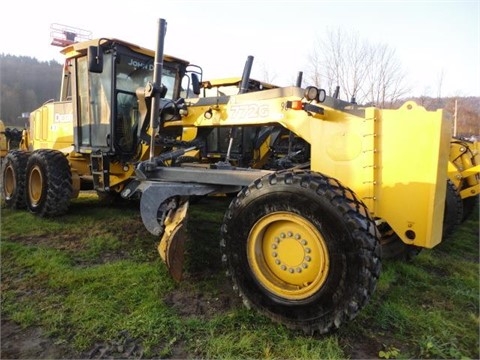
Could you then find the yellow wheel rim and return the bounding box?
[28,165,43,206]
[248,212,329,300]
[4,165,15,199]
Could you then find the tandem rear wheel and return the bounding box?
[2,150,30,209]
[25,149,73,217]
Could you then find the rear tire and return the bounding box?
[2,150,30,209]
[221,170,381,334]
[378,223,422,261]
[25,149,72,217]
[462,195,478,222]
[442,179,464,239]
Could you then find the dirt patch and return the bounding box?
[165,274,241,320]
[9,233,85,251]
[1,281,239,359]
[1,318,153,359]
[165,290,234,319]
[6,218,159,268]
[1,319,82,359]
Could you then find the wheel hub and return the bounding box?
[28,165,44,206]
[248,212,329,300]
[4,165,15,198]
[267,231,311,276]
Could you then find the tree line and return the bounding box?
[1,54,62,127]
[0,53,478,138]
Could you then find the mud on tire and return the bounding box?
[25,149,73,217]
[221,170,381,334]
[2,150,30,209]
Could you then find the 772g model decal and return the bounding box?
[229,104,270,119]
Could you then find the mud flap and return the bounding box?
[158,200,189,281]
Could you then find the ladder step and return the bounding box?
[90,153,110,191]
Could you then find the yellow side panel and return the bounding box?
[31,101,74,152]
[308,107,377,212]
[375,102,451,248]
[308,101,450,248]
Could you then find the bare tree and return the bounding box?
[364,43,410,107]
[307,28,410,107]
[434,69,445,109]
[340,30,370,103]
[306,46,322,88]
[257,61,278,85]
[436,69,445,99]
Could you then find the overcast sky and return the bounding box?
[1,0,479,97]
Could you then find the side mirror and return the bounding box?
[191,73,201,95]
[88,46,103,73]
[160,84,168,98]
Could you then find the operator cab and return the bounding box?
[61,38,193,162]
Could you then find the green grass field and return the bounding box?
[1,193,478,359]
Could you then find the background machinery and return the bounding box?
[2,18,479,334]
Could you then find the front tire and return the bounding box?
[25,149,73,217]
[221,170,381,334]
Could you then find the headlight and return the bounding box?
[304,86,319,101]
[304,86,327,103]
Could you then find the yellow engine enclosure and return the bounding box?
[180,88,451,249]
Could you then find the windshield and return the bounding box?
[113,52,179,155]
[75,47,183,156]
[115,54,177,99]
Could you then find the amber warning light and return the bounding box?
[286,100,303,110]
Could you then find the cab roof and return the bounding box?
[60,37,189,65]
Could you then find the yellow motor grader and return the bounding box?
[1,18,479,334]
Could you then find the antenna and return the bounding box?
[50,23,92,47]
